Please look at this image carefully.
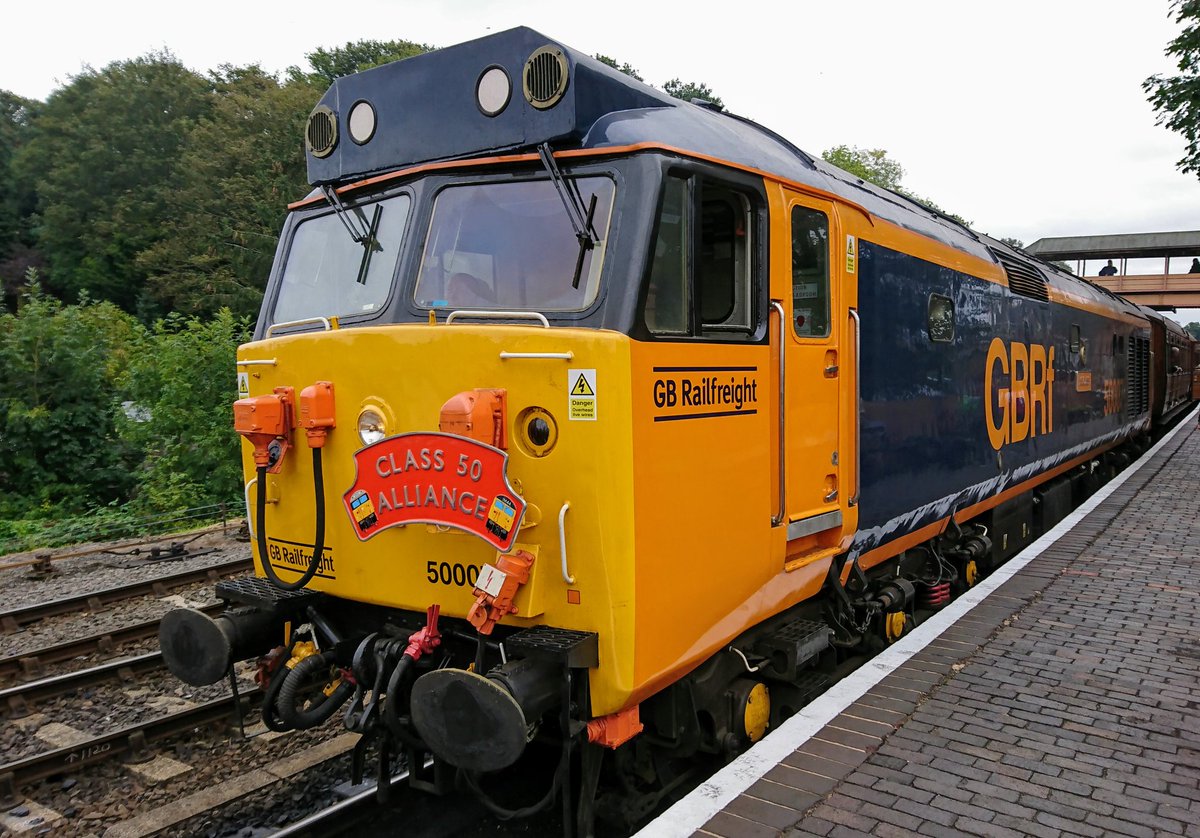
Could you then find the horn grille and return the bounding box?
[306,106,338,158]
[523,46,569,109]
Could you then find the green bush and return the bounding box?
[118,308,251,514]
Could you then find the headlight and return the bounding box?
[516,407,557,457]
[357,408,386,445]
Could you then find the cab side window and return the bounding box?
[791,206,830,338]
[645,177,689,334]
[644,174,758,340]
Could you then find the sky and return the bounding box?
[3,0,1199,323]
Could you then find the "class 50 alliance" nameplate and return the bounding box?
[343,432,526,552]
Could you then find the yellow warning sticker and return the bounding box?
[845,235,857,274]
[237,371,250,399]
[568,369,597,421]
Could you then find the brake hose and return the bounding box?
[255,447,327,591]
[276,650,355,729]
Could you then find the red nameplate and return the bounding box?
[343,432,526,552]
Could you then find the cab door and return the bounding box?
[771,189,851,565]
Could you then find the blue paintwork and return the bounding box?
[853,241,1150,555]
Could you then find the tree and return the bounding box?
[0,91,41,311]
[138,66,317,317]
[1144,0,1200,177]
[822,145,971,226]
[288,39,432,87]
[663,78,723,108]
[822,145,905,191]
[594,54,644,82]
[0,275,142,515]
[119,309,251,512]
[15,52,212,314]
[1184,321,1200,339]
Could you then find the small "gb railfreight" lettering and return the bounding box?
[651,366,759,422]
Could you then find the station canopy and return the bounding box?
[1025,231,1200,261]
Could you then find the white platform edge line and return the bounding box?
[637,407,1197,838]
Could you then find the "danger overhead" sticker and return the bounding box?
[568,368,597,421]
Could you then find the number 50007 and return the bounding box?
[426,561,480,587]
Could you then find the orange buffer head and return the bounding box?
[234,393,290,467]
[299,381,336,448]
[467,549,534,635]
[439,388,507,449]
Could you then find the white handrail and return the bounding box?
[499,351,574,360]
[558,502,575,585]
[266,316,333,337]
[446,310,550,328]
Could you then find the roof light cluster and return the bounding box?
[304,43,571,158]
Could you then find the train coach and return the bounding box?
[159,27,1197,835]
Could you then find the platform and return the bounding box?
[641,409,1200,838]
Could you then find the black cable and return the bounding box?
[254,448,327,591]
[261,658,294,733]
[459,749,567,821]
[276,651,354,729]
[381,656,425,750]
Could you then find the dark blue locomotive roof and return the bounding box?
[305,26,1148,326]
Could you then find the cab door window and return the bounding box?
[644,174,758,339]
[791,206,830,338]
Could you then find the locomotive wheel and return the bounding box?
[884,611,907,643]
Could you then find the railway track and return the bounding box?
[0,556,249,632]
[0,604,224,682]
[0,690,258,806]
[0,651,167,718]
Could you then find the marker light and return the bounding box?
[357,408,386,446]
[348,100,377,145]
[516,407,557,457]
[476,66,511,117]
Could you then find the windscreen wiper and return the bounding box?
[321,185,372,244]
[537,143,598,289]
[355,204,383,285]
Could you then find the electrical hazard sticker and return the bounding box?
[845,235,857,274]
[237,371,250,400]
[568,368,597,421]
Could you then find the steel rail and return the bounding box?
[270,765,422,837]
[0,603,224,682]
[0,651,166,718]
[0,689,260,804]
[0,520,243,572]
[0,557,248,632]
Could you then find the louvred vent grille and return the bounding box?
[994,252,1050,302]
[524,46,568,109]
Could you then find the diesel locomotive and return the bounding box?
[159,27,1200,834]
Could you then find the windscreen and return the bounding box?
[273,194,411,325]
[414,177,614,312]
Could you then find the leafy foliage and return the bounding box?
[822,145,971,226]
[15,52,213,313]
[0,276,141,517]
[594,54,644,82]
[137,67,318,317]
[288,40,432,87]
[1184,321,1200,339]
[822,145,905,191]
[1144,0,1200,176]
[118,309,251,513]
[0,91,42,310]
[663,78,723,108]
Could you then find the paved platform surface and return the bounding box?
[688,418,1200,838]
